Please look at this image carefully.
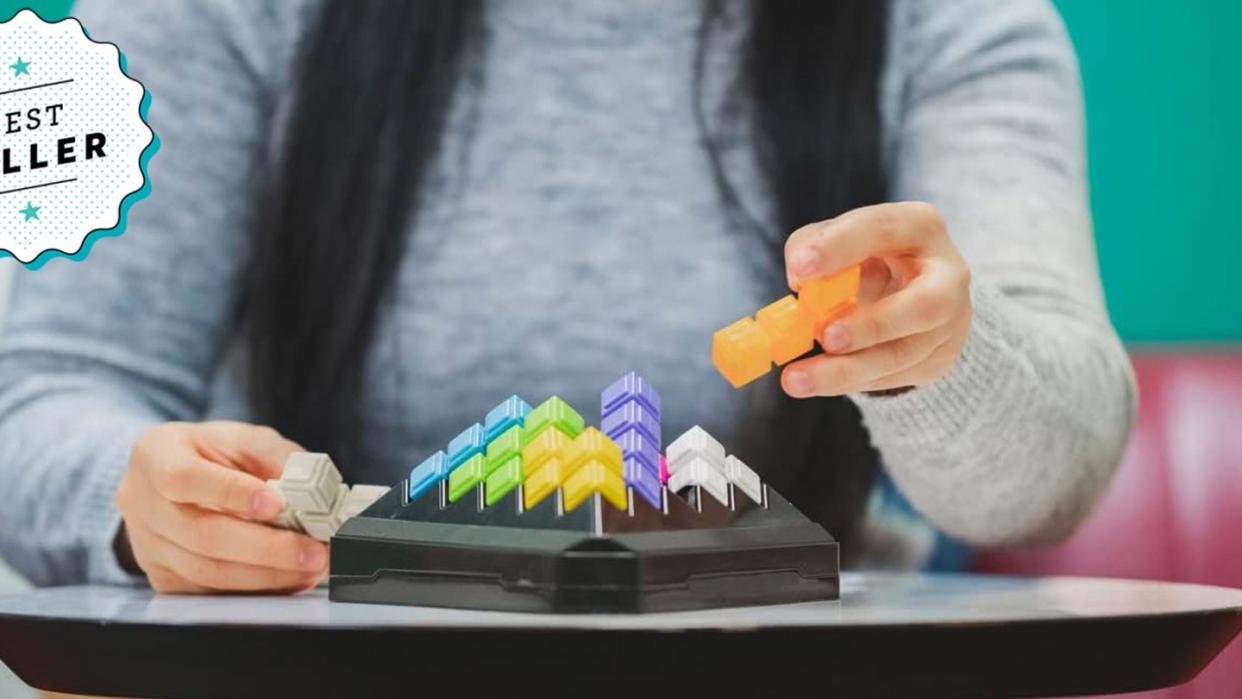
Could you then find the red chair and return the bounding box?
[976,353,1242,698]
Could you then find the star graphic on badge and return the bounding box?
[9,57,30,77]
[20,202,40,221]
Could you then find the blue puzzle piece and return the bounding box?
[408,450,449,501]
[483,395,532,443]
[600,400,661,446]
[447,423,486,470]
[624,456,663,509]
[601,371,661,419]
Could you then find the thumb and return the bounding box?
[191,421,305,481]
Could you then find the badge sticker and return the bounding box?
[0,9,157,268]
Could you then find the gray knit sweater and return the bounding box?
[0,0,1135,584]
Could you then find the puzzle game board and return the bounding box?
[267,371,841,613]
[265,273,862,612]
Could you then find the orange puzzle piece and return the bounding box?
[711,317,772,388]
[797,265,861,337]
[755,295,814,365]
[712,265,860,388]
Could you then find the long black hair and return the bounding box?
[245,1,888,557]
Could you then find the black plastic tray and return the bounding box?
[329,481,839,612]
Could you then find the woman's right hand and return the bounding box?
[115,421,329,593]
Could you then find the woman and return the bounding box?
[0,0,1135,592]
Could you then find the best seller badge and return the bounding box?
[0,9,156,267]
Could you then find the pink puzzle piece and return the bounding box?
[659,454,669,484]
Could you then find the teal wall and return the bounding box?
[1053,1,1242,342]
[3,0,1239,341]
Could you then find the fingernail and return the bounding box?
[790,247,819,276]
[251,488,283,519]
[783,369,813,397]
[823,324,850,353]
[300,544,327,571]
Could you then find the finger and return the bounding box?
[146,453,284,520]
[122,524,212,593]
[785,202,946,286]
[143,524,322,592]
[821,271,961,354]
[781,330,943,398]
[192,421,304,480]
[859,336,962,392]
[148,497,328,573]
[145,563,212,594]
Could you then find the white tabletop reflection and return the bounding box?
[2,573,1240,631]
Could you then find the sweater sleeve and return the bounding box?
[0,0,294,584]
[854,0,1138,547]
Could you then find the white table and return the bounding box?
[1,572,1239,697]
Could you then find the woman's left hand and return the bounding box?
[781,202,973,397]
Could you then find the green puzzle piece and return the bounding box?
[484,456,523,506]
[521,396,585,446]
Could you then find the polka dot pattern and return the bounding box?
[0,10,154,264]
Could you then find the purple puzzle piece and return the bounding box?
[624,456,663,509]
[612,427,660,473]
[601,371,661,419]
[600,400,661,445]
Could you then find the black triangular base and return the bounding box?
[329,479,839,613]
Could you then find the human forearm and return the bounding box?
[0,375,157,585]
[853,283,1135,546]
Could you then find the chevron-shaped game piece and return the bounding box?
[267,454,389,542]
[602,370,663,508]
